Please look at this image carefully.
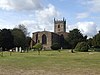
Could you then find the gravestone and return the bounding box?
[19,47,22,52]
[16,47,18,52]
[0,47,2,52]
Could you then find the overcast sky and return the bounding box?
[0,0,100,37]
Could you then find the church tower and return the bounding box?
[54,18,66,33]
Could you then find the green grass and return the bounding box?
[0,50,100,75]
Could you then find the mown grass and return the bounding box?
[0,50,100,75]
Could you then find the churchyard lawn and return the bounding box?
[0,50,100,75]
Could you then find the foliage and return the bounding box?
[25,37,31,48]
[33,43,42,50]
[87,38,93,48]
[11,28,26,49]
[75,42,89,52]
[92,46,100,52]
[66,29,87,49]
[92,31,100,48]
[17,24,29,37]
[51,43,61,50]
[60,35,70,49]
[94,48,100,52]
[0,26,30,51]
[0,29,14,51]
[33,43,42,55]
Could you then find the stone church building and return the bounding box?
[30,18,68,50]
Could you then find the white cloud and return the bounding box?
[76,12,89,19]
[35,4,60,31]
[97,26,100,33]
[0,0,61,33]
[0,0,42,11]
[80,0,100,12]
[0,18,14,29]
[20,20,42,32]
[67,21,97,38]
[77,22,97,37]
[20,4,60,36]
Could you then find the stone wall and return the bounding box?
[31,31,52,50]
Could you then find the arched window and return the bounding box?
[42,34,47,44]
[36,34,38,43]
[58,25,60,28]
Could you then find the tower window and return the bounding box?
[58,25,60,28]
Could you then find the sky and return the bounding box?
[0,0,100,38]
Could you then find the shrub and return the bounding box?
[33,43,42,50]
[94,48,100,52]
[94,46,100,52]
[75,42,89,52]
[51,43,61,50]
[33,43,43,55]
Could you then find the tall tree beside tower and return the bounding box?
[66,29,87,49]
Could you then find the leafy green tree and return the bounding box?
[87,38,93,48]
[60,35,70,49]
[1,29,14,51]
[33,43,42,55]
[25,36,31,52]
[11,28,26,50]
[92,31,100,48]
[17,24,29,37]
[66,29,86,49]
[75,42,89,52]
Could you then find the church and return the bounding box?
[30,18,69,50]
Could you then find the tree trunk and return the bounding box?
[38,50,40,55]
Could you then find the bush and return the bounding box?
[33,43,42,50]
[94,48,100,52]
[51,43,61,50]
[75,42,89,52]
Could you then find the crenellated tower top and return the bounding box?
[54,17,66,33]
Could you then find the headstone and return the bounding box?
[19,47,22,52]
[10,49,12,52]
[0,47,2,51]
[61,47,63,50]
[22,50,24,53]
[16,47,18,52]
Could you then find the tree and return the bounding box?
[11,28,26,50]
[60,34,70,49]
[33,43,42,55]
[25,37,31,52]
[51,43,61,51]
[1,29,14,51]
[66,29,86,49]
[92,31,100,48]
[17,24,29,37]
[87,38,93,48]
[75,42,89,52]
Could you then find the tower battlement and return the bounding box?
[54,18,66,23]
[54,18,66,33]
